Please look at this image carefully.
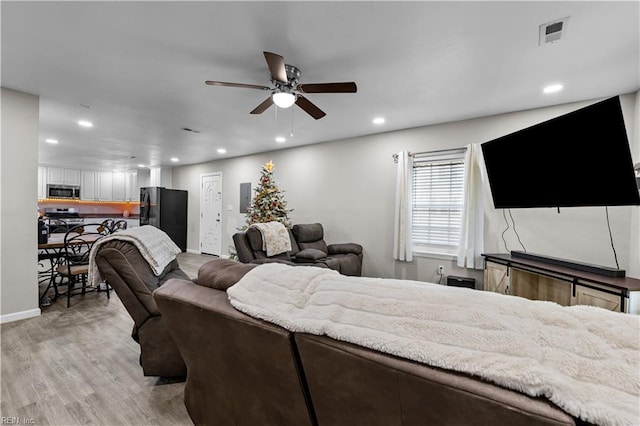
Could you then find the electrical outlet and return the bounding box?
[438,265,445,275]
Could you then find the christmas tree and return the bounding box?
[245,161,293,228]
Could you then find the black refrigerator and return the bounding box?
[140,187,188,252]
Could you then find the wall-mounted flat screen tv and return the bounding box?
[481,96,640,209]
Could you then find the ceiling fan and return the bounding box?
[205,51,357,120]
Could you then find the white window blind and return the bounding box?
[412,149,466,255]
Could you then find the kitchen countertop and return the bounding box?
[81,213,140,219]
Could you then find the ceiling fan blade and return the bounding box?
[263,51,288,83]
[295,95,326,120]
[250,97,274,115]
[297,82,357,94]
[205,81,270,90]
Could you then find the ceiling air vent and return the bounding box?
[539,17,569,46]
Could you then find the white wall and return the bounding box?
[173,93,639,284]
[1,88,40,322]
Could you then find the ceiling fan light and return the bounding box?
[272,92,296,108]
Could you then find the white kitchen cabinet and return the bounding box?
[112,172,126,201]
[47,167,80,185]
[38,166,47,199]
[67,169,81,185]
[81,171,97,200]
[98,172,113,201]
[137,168,150,189]
[47,167,65,185]
[150,167,161,187]
[125,171,138,201]
[149,166,172,188]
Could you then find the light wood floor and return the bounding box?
[1,252,216,426]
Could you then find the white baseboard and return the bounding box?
[0,308,41,324]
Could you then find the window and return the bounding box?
[411,149,466,257]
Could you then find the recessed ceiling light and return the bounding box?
[171,157,179,162]
[217,148,227,154]
[543,84,563,94]
[137,164,146,168]
[275,136,286,143]
[78,120,93,128]
[45,138,58,144]
[373,117,385,125]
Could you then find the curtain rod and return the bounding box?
[392,147,466,163]
[392,152,413,163]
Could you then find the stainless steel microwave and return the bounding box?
[47,184,80,199]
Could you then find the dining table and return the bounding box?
[38,232,103,306]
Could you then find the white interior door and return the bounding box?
[200,173,222,255]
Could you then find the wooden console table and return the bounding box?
[482,253,640,314]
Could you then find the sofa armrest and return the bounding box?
[197,258,256,291]
[328,243,363,255]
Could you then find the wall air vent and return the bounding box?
[539,17,569,46]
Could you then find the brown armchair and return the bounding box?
[292,223,363,276]
[93,239,188,377]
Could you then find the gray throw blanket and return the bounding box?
[89,225,181,286]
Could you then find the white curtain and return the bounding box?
[393,151,413,262]
[457,144,485,269]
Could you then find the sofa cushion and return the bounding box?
[246,227,264,251]
[293,223,324,243]
[295,248,327,261]
[246,226,297,260]
[197,258,256,291]
[293,224,328,254]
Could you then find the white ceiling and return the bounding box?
[2,1,639,171]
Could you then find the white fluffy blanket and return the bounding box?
[227,263,640,426]
[88,225,182,286]
[250,221,291,257]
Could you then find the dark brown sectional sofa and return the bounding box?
[233,223,363,276]
[153,258,584,426]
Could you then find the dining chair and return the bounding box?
[111,219,128,233]
[100,219,116,232]
[48,218,70,234]
[56,223,110,308]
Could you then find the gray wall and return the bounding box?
[174,93,639,285]
[1,88,40,322]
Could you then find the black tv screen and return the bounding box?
[481,96,640,209]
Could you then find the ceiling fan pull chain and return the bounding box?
[290,108,295,137]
